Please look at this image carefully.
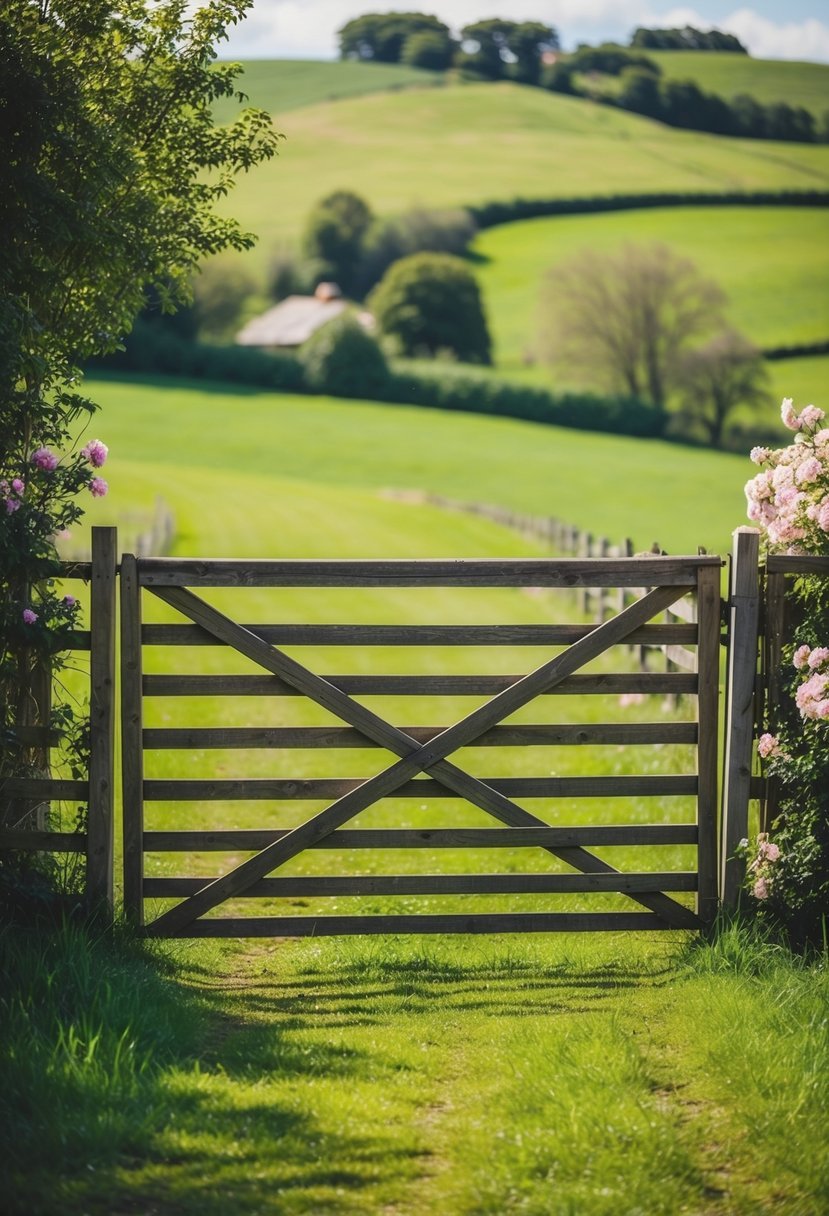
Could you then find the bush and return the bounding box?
[356,207,476,295]
[301,191,373,296]
[401,29,454,71]
[368,252,492,364]
[300,314,389,398]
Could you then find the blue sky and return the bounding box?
[222,3,829,62]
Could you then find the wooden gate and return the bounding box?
[121,554,723,937]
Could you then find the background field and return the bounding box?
[471,205,829,390]
[218,80,829,251]
[648,50,829,116]
[85,373,754,556]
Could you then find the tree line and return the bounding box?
[338,13,825,144]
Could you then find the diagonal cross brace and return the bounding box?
[147,582,699,934]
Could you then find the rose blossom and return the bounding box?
[757,733,785,759]
[88,477,108,498]
[22,608,38,625]
[807,647,829,670]
[63,594,77,608]
[82,439,108,468]
[794,644,812,669]
[10,478,24,494]
[31,447,58,471]
[750,447,770,465]
[781,398,801,430]
[799,404,825,430]
[796,456,822,484]
[752,877,770,900]
[4,498,21,514]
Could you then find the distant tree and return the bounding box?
[338,12,450,63]
[457,18,558,83]
[678,329,770,446]
[766,102,816,142]
[541,61,576,95]
[570,43,658,76]
[630,26,748,53]
[357,206,476,294]
[507,22,560,85]
[617,67,664,119]
[300,314,389,398]
[732,93,768,138]
[401,29,455,71]
[302,191,374,295]
[369,253,492,363]
[539,243,726,411]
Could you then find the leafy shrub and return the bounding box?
[357,206,476,294]
[369,253,492,364]
[401,29,454,70]
[300,314,389,398]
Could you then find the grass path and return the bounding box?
[10,930,823,1215]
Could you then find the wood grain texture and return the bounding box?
[120,554,145,925]
[87,527,118,916]
[695,563,722,927]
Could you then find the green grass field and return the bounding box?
[649,51,829,116]
[83,373,756,556]
[217,80,829,253]
[473,205,829,377]
[212,58,441,123]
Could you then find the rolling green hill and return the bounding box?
[648,51,829,117]
[220,80,829,252]
[472,206,829,376]
[212,57,441,123]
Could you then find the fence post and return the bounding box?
[86,526,117,918]
[721,527,761,912]
[120,552,145,926]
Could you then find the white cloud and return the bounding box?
[220,2,829,63]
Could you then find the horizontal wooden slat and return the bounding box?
[0,830,87,853]
[58,561,93,579]
[143,722,699,750]
[0,778,89,801]
[144,872,698,897]
[143,775,697,801]
[141,622,699,648]
[143,672,698,697]
[150,911,698,937]
[765,555,829,575]
[144,825,699,851]
[137,557,720,588]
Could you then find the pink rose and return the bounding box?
[794,644,812,669]
[757,733,785,759]
[799,404,825,430]
[752,877,770,900]
[22,608,38,625]
[796,456,822,484]
[758,840,781,863]
[750,447,770,465]
[88,477,108,498]
[781,398,801,430]
[82,439,108,468]
[10,478,24,494]
[31,447,58,471]
[807,647,829,670]
[62,594,78,608]
[4,498,20,514]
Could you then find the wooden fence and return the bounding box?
[1,524,821,932]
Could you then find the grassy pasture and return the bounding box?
[217,80,829,251]
[648,51,829,117]
[472,205,829,377]
[212,58,441,123]
[84,374,753,555]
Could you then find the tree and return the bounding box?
[1,0,277,865]
[617,67,664,119]
[301,191,373,296]
[507,22,560,86]
[401,29,454,71]
[193,257,258,341]
[677,329,770,446]
[368,253,492,363]
[300,314,389,399]
[539,243,726,410]
[338,12,451,63]
[457,19,559,82]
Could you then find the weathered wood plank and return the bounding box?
[87,526,118,917]
[152,911,696,938]
[144,825,700,851]
[120,554,145,926]
[721,528,761,911]
[765,555,829,574]
[141,622,698,647]
[143,672,699,697]
[146,582,696,933]
[762,569,787,834]
[145,872,699,897]
[143,775,698,801]
[143,722,699,749]
[0,830,87,853]
[137,556,720,589]
[696,563,722,928]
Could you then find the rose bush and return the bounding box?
[744,398,829,947]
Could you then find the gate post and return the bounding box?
[120,553,145,925]
[86,526,117,918]
[721,527,761,912]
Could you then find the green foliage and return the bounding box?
[677,329,770,446]
[369,252,492,364]
[301,190,374,295]
[400,29,454,71]
[457,18,559,83]
[631,25,748,53]
[357,206,477,295]
[300,314,389,398]
[571,43,660,76]
[338,11,451,63]
[193,257,258,341]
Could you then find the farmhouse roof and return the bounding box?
[235,294,348,349]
